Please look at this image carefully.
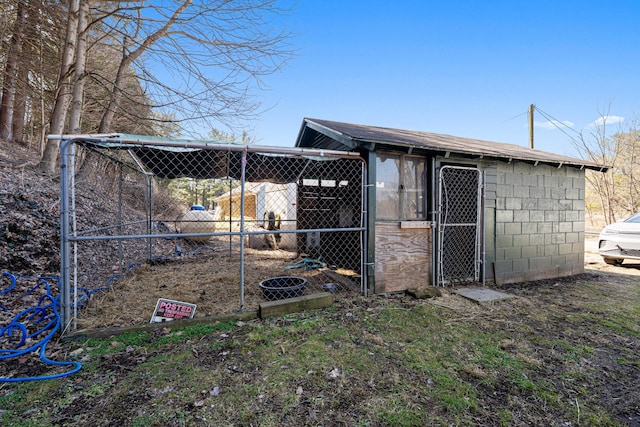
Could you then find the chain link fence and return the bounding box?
[58,136,365,330]
[437,166,482,286]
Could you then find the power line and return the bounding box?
[502,110,529,124]
[533,106,584,146]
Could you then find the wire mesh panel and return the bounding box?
[437,166,482,286]
[59,137,365,329]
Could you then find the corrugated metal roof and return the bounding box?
[295,118,609,171]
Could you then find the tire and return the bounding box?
[603,257,623,266]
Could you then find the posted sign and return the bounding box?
[150,298,197,323]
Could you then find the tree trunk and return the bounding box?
[0,0,28,142]
[38,0,80,174]
[68,0,90,134]
[12,80,26,144]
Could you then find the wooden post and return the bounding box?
[529,104,535,149]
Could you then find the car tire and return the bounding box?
[603,257,623,266]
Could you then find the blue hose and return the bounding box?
[1,245,216,382]
[0,273,81,382]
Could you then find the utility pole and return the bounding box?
[529,104,535,149]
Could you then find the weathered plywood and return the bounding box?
[374,222,432,293]
[400,221,431,229]
[259,292,334,319]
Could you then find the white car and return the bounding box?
[598,212,640,265]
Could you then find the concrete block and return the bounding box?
[530,256,552,270]
[544,245,559,256]
[559,176,573,188]
[506,198,523,210]
[566,188,580,200]
[565,210,579,221]
[523,198,539,209]
[504,222,522,235]
[514,186,530,198]
[513,233,530,247]
[573,200,585,211]
[497,184,514,197]
[494,259,513,274]
[529,233,545,246]
[558,200,573,210]
[506,172,523,185]
[537,222,552,234]
[530,210,545,221]
[496,235,513,248]
[522,245,538,258]
[529,187,546,199]
[505,247,522,260]
[559,222,573,232]
[545,211,559,222]
[545,175,559,188]
[513,258,529,272]
[538,199,556,211]
[558,243,573,255]
[484,169,498,183]
[565,232,580,243]
[565,252,581,266]
[496,210,514,223]
[523,174,539,186]
[521,222,537,234]
[572,242,585,253]
[566,168,582,178]
[550,188,565,200]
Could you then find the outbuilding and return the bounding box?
[294,118,607,294]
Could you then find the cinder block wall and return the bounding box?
[491,161,585,284]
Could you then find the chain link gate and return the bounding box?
[57,136,365,330]
[437,165,482,286]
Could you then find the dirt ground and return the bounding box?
[2,240,639,426]
[72,235,626,329]
[76,240,361,329]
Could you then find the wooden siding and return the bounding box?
[374,222,432,293]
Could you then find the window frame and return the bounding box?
[375,152,427,221]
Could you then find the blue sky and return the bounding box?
[249,0,640,157]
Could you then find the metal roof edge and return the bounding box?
[50,133,364,160]
[299,118,358,150]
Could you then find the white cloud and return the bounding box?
[589,115,625,128]
[534,120,574,130]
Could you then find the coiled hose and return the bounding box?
[0,244,216,382]
[1,273,81,382]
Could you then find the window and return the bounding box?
[375,153,427,220]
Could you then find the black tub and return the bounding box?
[258,276,307,301]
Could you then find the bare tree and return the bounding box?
[38,0,80,173]
[95,0,292,134]
[38,0,292,173]
[575,108,640,225]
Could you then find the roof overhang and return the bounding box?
[294,118,610,172]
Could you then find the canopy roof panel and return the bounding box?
[52,133,363,182]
